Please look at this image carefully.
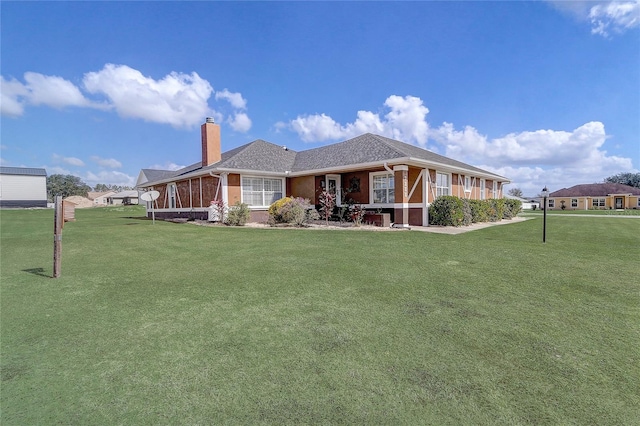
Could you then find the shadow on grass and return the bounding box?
[22,267,51,278]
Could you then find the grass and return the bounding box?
[522,209,640,216]
[1,206,639,424]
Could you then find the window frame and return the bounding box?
[464,176,471,193]
[480,179,486,200]
[571,198,578,208]
[548,199,555,208]
[369,171,395,205]
[435,172,451,198]
[241,176,285,208]
[168,183,177,209]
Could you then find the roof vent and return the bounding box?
[205,117,215,124]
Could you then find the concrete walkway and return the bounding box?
[410,216,532,234]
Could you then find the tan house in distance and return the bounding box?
[547,183,640,210]
[136,118,510,227]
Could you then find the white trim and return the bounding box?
[326,174,342,207]
[480,179,486,200]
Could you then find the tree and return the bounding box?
[507,188,524,198]
[47,174,91,202]
[604,172,640,189]
[93,183,132,192]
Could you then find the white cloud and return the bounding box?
[215,89,247,110]
[432,120,635,195]
[52,153,85,167]
[589,1,640,36]
[84,170,135,188]
[2,64,253,132]
[91,156,122,168]
[83,64,214,128]
[0,76,29,116]
[288,95,429,146]
[548,1,640,37]
[228,112,252,133]
[0,73,105,116]
[147,162,185,171]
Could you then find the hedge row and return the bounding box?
[428,196,522,227]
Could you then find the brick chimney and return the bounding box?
[201,117,221,167]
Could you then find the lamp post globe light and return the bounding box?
[541,186,549,243]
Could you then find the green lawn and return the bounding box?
[1,206,639,424]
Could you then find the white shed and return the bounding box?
[0,167,48,208]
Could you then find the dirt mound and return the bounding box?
[63,196,94,208]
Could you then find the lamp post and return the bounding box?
[541,186,549,243]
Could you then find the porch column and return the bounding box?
[393,165,410,228]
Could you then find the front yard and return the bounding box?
[1,206,638,424]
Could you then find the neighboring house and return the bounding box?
[546,183,640,210]
[0,167,48,208]
[136,118,510,227]
[505,194,539,210]
[88,191,117,206]
[108,190,139,205]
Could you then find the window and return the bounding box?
[637,198,640,208]
[548,199,555,208]
[592,198,605,207]
[492,181,498,198]
[571,199,578,208]
[464,176,471,192]
[242,177,283,207]
[436,172,450,197]
[480,179,486,200]
[371,172,394,204]
[168,183,177,209]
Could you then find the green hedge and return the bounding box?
[429,197,522,227]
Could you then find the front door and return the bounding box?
[326,174,342,207]
[615,197,623,209]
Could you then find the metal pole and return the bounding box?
[543,196,547,243]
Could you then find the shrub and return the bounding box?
[487,198,505,222]
[469,199,489,223]
[348,204,366,226]
[429,196,465,226]
[225,201,251,226]
[268,197,318,227]
[503,199,522,219]
[461,198,473,226]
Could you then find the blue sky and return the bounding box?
[2,1,638,196]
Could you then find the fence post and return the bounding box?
[53,196,63,278]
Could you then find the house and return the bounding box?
[505,194,539,210]
[0,167,48,208]
[546,183,640,210]
[136,118,510,226]
[88,191,117,206]
[107,190,139,205]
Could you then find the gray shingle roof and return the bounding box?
[550,183,640,197]
[215,139,297,172]
[0,166,47,176]
[291,133,500,176]
[138,133,507,187]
